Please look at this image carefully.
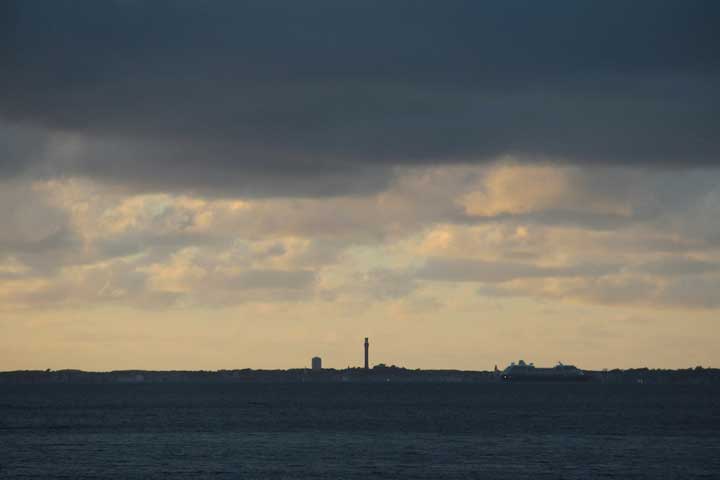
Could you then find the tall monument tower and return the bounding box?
[364,337,369,370]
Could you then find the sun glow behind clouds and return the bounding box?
[1,162,720,370]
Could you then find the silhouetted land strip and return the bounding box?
[1,365,717,384]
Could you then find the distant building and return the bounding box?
[311,356,322,371]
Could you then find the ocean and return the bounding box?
[1,383,719,479]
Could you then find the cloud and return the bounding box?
[344,269,419,301]
[632,258,720,276]
[0,181,83,277]
[2,162,720,312]
[1,1,718,196]
[0,245,319,310]
[658,275,720,309]
[483,273,720,311]
[214,269,316,291]
[418,257,619,284]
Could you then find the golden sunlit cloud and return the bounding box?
[1,161,720,370]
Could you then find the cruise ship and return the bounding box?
[499,360,588,382]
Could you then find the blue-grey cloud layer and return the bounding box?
[1,0,719,195]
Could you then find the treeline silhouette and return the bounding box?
[0,366,717,384]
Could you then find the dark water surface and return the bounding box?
[1,383,719,479]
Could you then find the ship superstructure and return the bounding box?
[500,360,587,381]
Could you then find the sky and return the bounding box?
[1,1,719,371]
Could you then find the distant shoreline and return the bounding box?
[1,366,717,385]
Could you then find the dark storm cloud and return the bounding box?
[1,1,719,195]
